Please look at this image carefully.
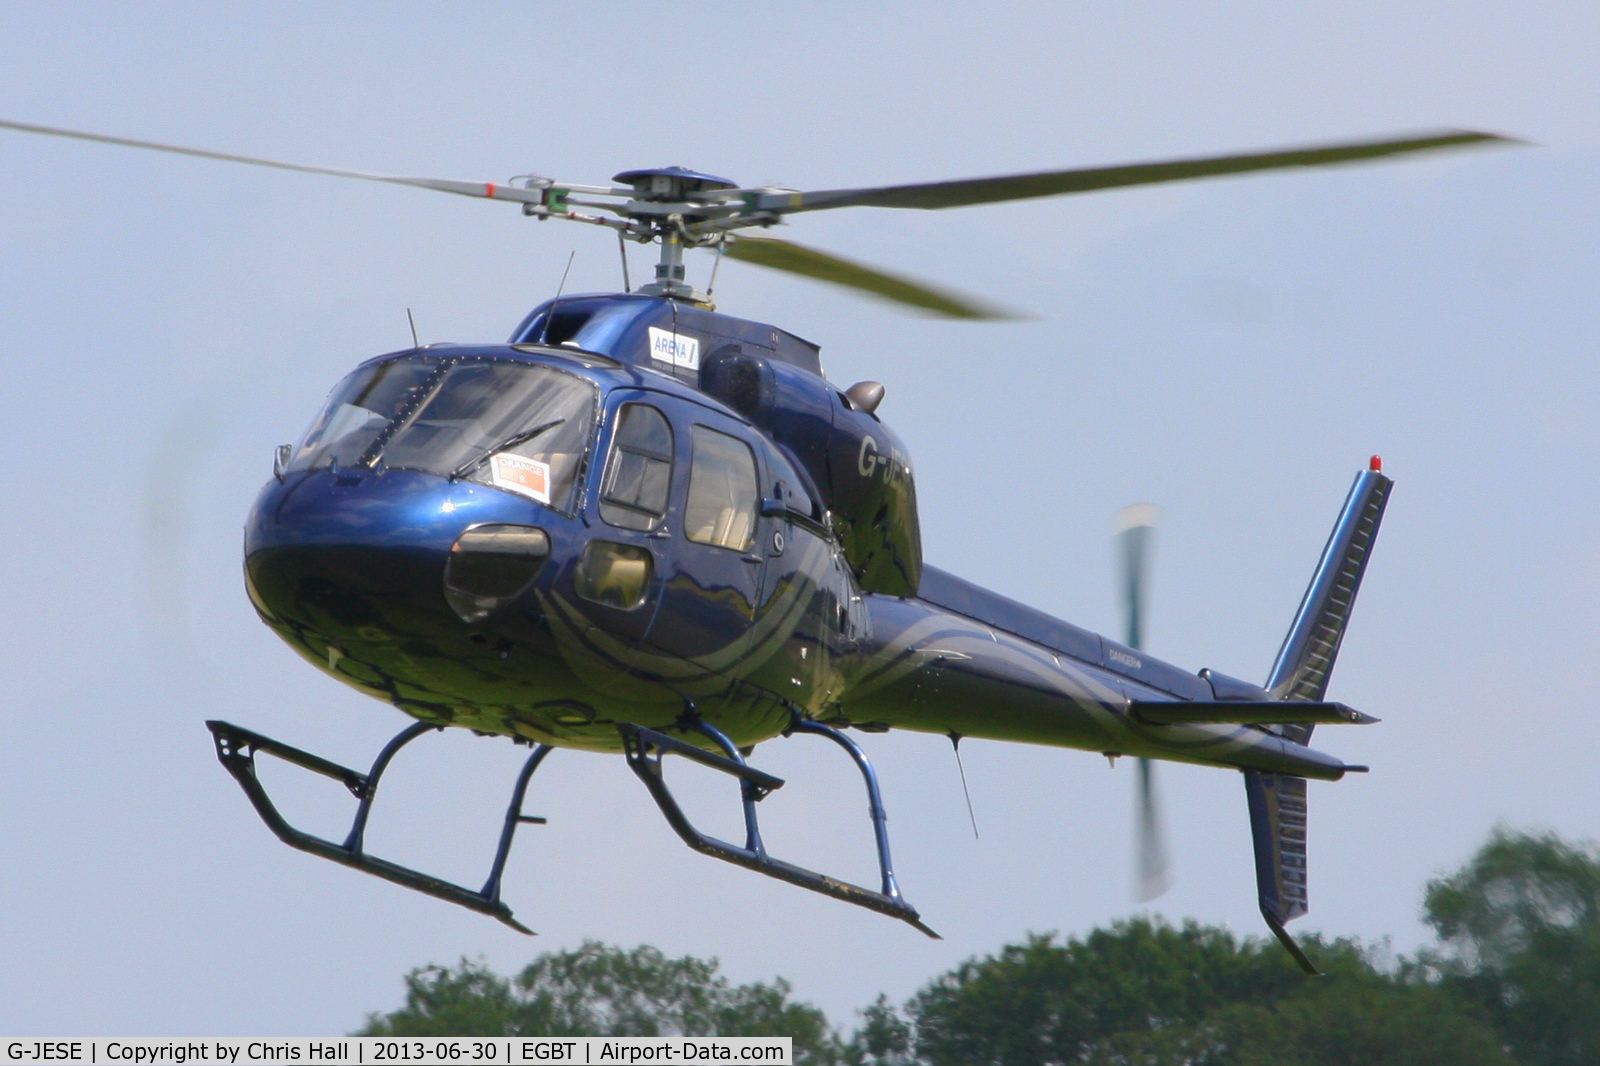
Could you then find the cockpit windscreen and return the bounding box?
[289,356,598,512]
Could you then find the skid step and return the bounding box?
[617,724,787,797]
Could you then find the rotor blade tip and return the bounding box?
[1457,128,1526,144]
[1116,503,1159,533]
[1134,881,1172,904]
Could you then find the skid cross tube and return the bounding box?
[206,719,550,934]
[617,720,939,938]
[787,718,912,909]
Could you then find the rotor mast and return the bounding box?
[644,231,697,302]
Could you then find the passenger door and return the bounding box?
[570,390,676,644]
[645,408,765,665]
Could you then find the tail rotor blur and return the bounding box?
[1135,756,1169,902]
[1116,504,1171,902]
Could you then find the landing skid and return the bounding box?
[619,717,939,939]
[206,714,935,938]
[206,720,550,934]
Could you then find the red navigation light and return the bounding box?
[1369,454,1383,472]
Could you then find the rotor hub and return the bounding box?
[612,166,737,203]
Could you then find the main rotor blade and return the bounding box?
[765,130,1512,214]
[0,117,546,205]
[722,235,1019,320]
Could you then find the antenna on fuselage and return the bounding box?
[406,308,420,348]
[538,250,577,344]
[949,732,979,840]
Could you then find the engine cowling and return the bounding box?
[701,346,922,597]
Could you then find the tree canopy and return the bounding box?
[1418,827,1600,1066]
[359,826,1600,1065]
[357,941,839,1063]
[853,919,1510,1066]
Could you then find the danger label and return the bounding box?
[489,453,551,504]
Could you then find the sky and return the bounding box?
[2,0,1598,1037]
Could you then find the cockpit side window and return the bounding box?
[685,426,758,551]
[600,404,674,532]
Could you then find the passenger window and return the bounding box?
[685,426,758,551]
[600,404,674,532]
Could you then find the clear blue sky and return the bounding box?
[2,0,1597,1035]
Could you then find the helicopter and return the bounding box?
[0,117,1508,972]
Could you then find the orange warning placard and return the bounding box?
[489,452,551,504]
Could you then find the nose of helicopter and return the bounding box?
[244,468,558,643]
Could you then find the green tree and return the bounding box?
[369,825,1600,1065]
[845,995,914,1066]
[1185,981,1514,1066]
[873,917,1510,1066]
[358,941,841,1064]
[358,958,524,1040]
[1420,826,1600,1066]
[899,919,1313,1065]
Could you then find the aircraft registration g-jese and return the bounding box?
[1,118,1512,972]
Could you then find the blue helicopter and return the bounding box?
[1,119,1508,970]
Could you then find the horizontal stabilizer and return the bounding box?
[1131,700,1378,726]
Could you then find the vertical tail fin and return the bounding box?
[1246,770,1316,973]
[1265,457,1393,742]
[1247,458,1393,975]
